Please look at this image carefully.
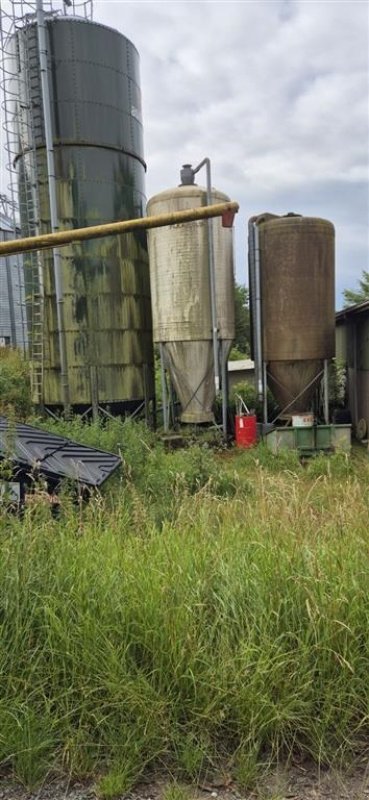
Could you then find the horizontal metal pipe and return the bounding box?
[0,201,239,258]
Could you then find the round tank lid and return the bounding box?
[147,184,230,208]
[19,14,141,56]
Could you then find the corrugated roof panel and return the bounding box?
[0,417,121,487]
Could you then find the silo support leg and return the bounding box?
[159,344,169,432]
[143,363,150,426]
[220,342,228,439]
[263,362,268,425]
[90,365,99,421]
[324,359,330,424]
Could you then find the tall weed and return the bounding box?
[0,432,368,789]
[0,348,32,418]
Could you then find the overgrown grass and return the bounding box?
[1,428,369,793]
[0,348,32,418]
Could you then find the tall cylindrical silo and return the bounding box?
[0,210,27,350]
[147,183,235,423]
[252,214,335,414]
[12,15,154,411]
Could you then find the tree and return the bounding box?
[233,283,250,356]
[343,270,369,306]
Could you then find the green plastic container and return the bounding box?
[265,425,351,455]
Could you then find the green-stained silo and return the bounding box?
[13,14,154,413]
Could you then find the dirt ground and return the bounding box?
[1,762,369,800]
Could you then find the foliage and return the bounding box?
[229,380,279,420]
[36,416,239,522]
[229,346,247,361]
[233,283,250,355]
[0,439,369,791]
[230,379,259,414]
[343,269,369,306]
[328,358,347,408]
[0,347,32,419]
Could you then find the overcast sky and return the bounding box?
[92,0,369,308]
[1,0,368,308]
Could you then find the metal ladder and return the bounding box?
[1,0,94,404]
[16,15,45,404]
[0,3,28,350]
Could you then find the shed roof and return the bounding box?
[336,300,369,323]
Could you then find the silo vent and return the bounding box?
[180,164,195,186]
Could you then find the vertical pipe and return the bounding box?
[323,359,330,424]
[90,365,99,421]
[159,343,169,432]
[263,361,268,425]
[253,222,264,404]
[36,0,70,413]
[220,341,228,438]
[192,158,219,393]
[204,160,219,393]
[168,376,176,429]
[143,363,150,426]
[4,254,17,346]
[15,250,28,353]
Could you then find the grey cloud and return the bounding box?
[87,1,369,305]
[0,0,367,310]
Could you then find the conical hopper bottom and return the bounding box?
[163,341,215,423]
[268,360,323,414]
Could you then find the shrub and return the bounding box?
[0,348,32,418]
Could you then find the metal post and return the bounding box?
[89,365,99,421]
[263,361,268,425]
[353,324,359,427]
[143,363,150,426]
[168,375,176,429]
[192,158,219,393]
[15,247,28,353]
[159,343,169,432]
[253,222,264,403]
[220,341,228,438]
[4,254,17,346]
[36,0,70,413]
[323,359,330,424]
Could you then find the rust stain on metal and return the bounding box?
[258,215,335,412]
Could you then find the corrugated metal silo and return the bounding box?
[250,213,335,414]
[12,15,153,411]
[147,183,235,423]
[0,210,26,349]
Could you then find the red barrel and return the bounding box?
[235,414,257,448]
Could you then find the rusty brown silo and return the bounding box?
[257,214,335,413]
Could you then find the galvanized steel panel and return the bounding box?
[13,17,153,407]
[0,214,27,348]
[15,19,144,160]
